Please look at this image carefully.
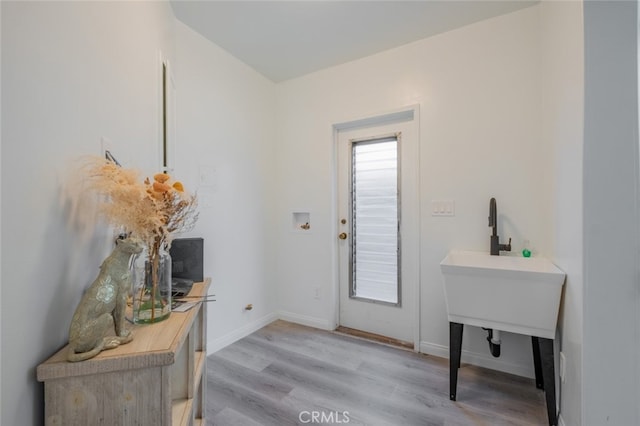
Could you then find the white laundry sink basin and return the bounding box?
[440,250,566,338]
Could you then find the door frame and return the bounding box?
[331,105,421,351]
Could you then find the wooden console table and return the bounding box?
[37,278,211,426]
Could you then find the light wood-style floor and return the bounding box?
[206,320,547,426]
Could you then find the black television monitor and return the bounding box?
[169,237,203,282]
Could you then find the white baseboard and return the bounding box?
[207,311,333,355]
[278,310,334,330]
[558,413,566,426]
[207,312,278,355]
[419,340,534,379]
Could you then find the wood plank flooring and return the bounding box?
[206,320,547,426]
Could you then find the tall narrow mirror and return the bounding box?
[160,53,175,173]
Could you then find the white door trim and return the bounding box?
[331,104,421,351]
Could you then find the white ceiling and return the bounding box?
[170,0,538,83]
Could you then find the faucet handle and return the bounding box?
[499,237,512,252]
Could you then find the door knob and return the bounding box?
[338,232,348,240]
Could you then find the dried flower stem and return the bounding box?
[80,156,199,321]
[81,156,199,250]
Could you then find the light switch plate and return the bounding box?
[431,199,455,216]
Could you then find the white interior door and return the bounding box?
[337,117,419,345]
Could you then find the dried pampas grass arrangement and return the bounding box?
[81,156,198,250]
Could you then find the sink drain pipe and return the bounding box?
[483,328,501,357]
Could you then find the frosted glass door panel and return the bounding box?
[351,139,399,304]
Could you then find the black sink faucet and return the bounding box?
[489,197,511,255]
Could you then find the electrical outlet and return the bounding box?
[560,352,566,383]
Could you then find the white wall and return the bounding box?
[1,3,279,424]
[0,0,3,414]
[582,1,640,425]
[275,6,550,377]
[173,21,278,353]
[540,1,584,424]
[1,2,175,424]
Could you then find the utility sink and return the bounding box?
[440,250,566,338]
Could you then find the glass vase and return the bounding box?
[128,245,172,324]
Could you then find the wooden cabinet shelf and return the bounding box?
[37,279,211,426]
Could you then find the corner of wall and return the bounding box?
[583,1,639,423]
[0,0,3,417]
[207,312,279,355]
[540,1,585,425]
[558,413,567,426]
[278,311,335,331]
[206,311,334,356]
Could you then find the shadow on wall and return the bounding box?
[28,185,114,417]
